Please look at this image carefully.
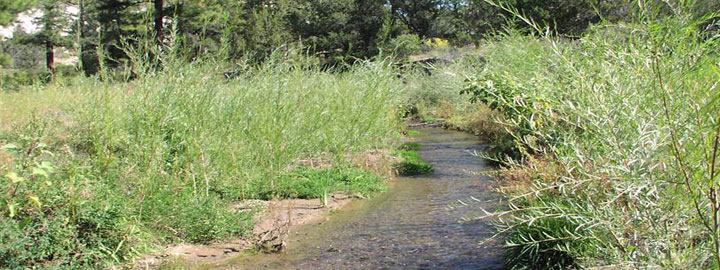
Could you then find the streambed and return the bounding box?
[216,127,502,270]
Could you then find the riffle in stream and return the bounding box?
[213,127,502,270]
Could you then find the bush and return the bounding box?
[1,68,52,91]
[462,12,720,269]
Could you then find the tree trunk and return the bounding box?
[154,0,164,41]
[46,40,55,71]
[77,0,84,72]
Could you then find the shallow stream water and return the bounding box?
[217,127,502,270]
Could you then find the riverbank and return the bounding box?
[135,149,400,269]
[0,57,405,270]
[401,15,720,268]
[204,127,502,270]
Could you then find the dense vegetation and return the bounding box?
[2,0,716,87]
[400,3,720,269]
[2,0,720,269]
[0,53,402,268]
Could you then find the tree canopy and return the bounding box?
[1,0,716,75]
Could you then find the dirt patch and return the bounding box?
[134,195,355,269]
[133,150,395,269]
[0,148,14,171]
[349,149,399,176]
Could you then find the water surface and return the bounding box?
[218,127,502,270]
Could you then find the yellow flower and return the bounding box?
[425,38,450,47]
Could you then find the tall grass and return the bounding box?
[456,4,720,269]
[398,54,501,138]
[0,52,402,269]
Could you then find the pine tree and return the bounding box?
[15,0,71,72]
[0,0,35,26]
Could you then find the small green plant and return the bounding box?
[398,142,421,151]
[392,150,434,176]
[384,34,423,59]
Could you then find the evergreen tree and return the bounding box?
[286,0,385,61]
[15,0,71,71]
[0,0,35,26]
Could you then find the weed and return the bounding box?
[268,166,386,200]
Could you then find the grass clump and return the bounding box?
[398,52,502,138]
[264,166,386,200]
[0,53,402,269]
[392,150,434,176]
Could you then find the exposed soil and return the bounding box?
[134,195,358,269]
[207,127,502,270]
[133,150,397,269]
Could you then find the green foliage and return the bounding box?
[394,160,434,176]
[0,53,11,67]
[384,34,423,58]
[392,150,434,176]
[269,166,386,200]
[0,53,401,268]
[461,67,551,159]
[389,0,442,37]
[1,68,51,91]
[394,150,421,161]
[457,5,720,269]
[0,0,34,26]
[286,0,385,62]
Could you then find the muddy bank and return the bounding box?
[134,150,398,269]
[208,127,502,270]
[135,195,359,268]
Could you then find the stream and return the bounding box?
[217,127,502,270]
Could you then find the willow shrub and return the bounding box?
[463,9,720,270]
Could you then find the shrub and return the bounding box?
[462,9,720,269]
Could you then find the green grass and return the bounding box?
[398,142,421,151]
[0,53,403,269]
[398,51,501,138]
[392,150,434,176]
[263,166,386,200]
[406,130,420,136]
